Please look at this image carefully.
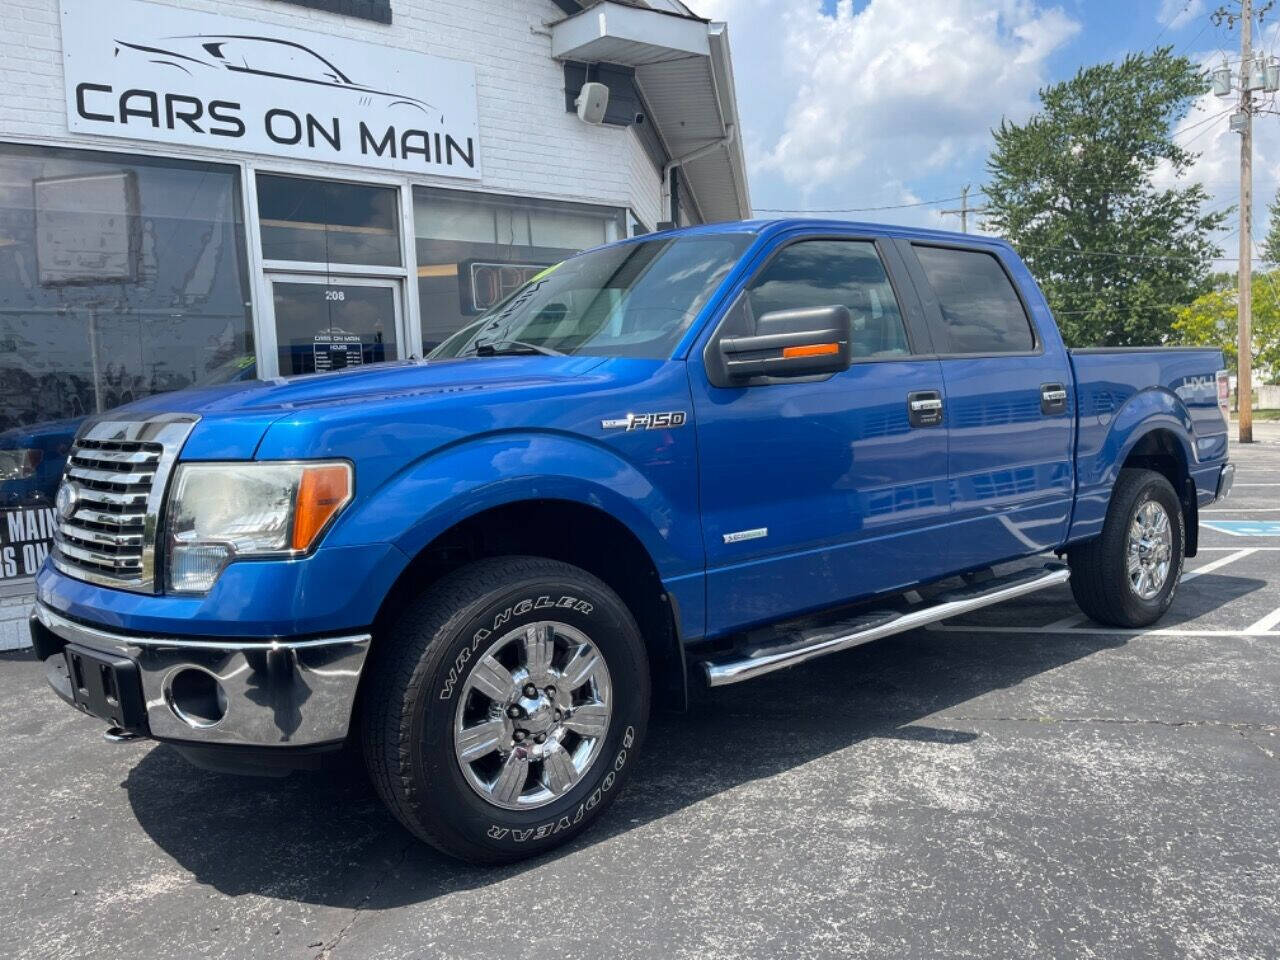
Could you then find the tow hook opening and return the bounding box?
[166,668,228,729]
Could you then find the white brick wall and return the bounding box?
[0,0,665,216]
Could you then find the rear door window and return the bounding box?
[913,245,1035,354]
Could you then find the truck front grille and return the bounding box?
[51,415,199,593]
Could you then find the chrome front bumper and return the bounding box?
[32,601,370,748]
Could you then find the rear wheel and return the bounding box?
[362,556,649,863]
[1068,468,1185,628]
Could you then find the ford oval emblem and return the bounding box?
[56,481,79,521]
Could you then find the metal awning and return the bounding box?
[550,1,752,223]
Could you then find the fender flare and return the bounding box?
[1095,388,1197,490]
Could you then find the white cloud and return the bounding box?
[1157,0,1206,32]
[690,0,1080,224]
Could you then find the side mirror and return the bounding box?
[718,305,852,382]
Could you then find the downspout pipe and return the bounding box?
[661,123,735,226]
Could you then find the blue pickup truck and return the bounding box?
[30,219,1234,863]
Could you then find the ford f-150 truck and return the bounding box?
[29,219,1234,863]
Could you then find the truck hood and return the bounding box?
[116,356,611,460]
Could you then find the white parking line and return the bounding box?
[1245,605,1280,635]
[1041,612,1087,629]
[1181,548,1257,581]
[1233,483,1280,487]
[1198,546,1280,551]
[1203,508,1280,513]
[927,624,1280,637]
[929,548,1262,637]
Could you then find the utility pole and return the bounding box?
[940,185,989,234]
[1239,0,1255,443]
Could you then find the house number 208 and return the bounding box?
[324,290,346,301]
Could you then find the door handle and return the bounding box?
[1041,383,1068,415]
[908,390,944,427]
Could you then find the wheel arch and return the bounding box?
[366,498,689,712]
[1119,426,1198,557]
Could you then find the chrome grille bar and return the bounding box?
[74,508,147,527]
[68,448,162,466]
[71,488,149,508]
[66,464,156,487]
[58,522,145,548]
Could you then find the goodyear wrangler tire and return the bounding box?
[362,556,649,864]
[1067,468,1185,628]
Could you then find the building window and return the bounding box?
[0,144,254,584]
[413,187,625,351]
[257,173,401,267]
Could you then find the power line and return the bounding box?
[1153,0,1195,48]
[754,192,981,214]
[1020,244,1234,264]
[1177,15,1215,56]
[1051,302,1201,316]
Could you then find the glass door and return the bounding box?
[268,275,402,376]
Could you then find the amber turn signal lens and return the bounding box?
[291,463,353,551]
[782,342,839,358]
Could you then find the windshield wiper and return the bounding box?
[467,339,564,357]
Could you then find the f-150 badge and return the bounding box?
[601,412,688,431]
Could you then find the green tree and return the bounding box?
[1262,190,1280,264]
[984,48,1227,347]
[1174,271,1280,380]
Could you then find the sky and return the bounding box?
[690,0,1280,261]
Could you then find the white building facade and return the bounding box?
[0,0,751,646]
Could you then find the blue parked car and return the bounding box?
[30,220,1233,863]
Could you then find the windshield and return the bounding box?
[429,233,755,360]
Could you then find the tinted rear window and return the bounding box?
[914,245,1035,354]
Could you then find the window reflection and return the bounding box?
[0,144,254,550]
[413,187,625,351]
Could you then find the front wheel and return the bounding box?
[362,556,649,864]
[1067,468,1185,628]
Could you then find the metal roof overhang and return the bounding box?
[550,2,752,222]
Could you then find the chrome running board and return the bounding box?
[702,564,1071,687]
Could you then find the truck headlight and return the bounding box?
[166,461,353,593]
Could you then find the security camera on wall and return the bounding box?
[576,81,610,125]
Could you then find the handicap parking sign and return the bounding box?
[1202,520,1280,536]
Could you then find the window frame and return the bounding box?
[903,239,1044,360]
[702,233,932,380]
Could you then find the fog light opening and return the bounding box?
[166,668,227,728]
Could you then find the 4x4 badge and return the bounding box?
[601,412,688,431]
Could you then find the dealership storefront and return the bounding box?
[0,0,750,644]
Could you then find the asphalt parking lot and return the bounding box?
[3,433,1278,960]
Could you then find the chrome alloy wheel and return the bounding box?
[1127,499,1173,600]
[453,621,612,811]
